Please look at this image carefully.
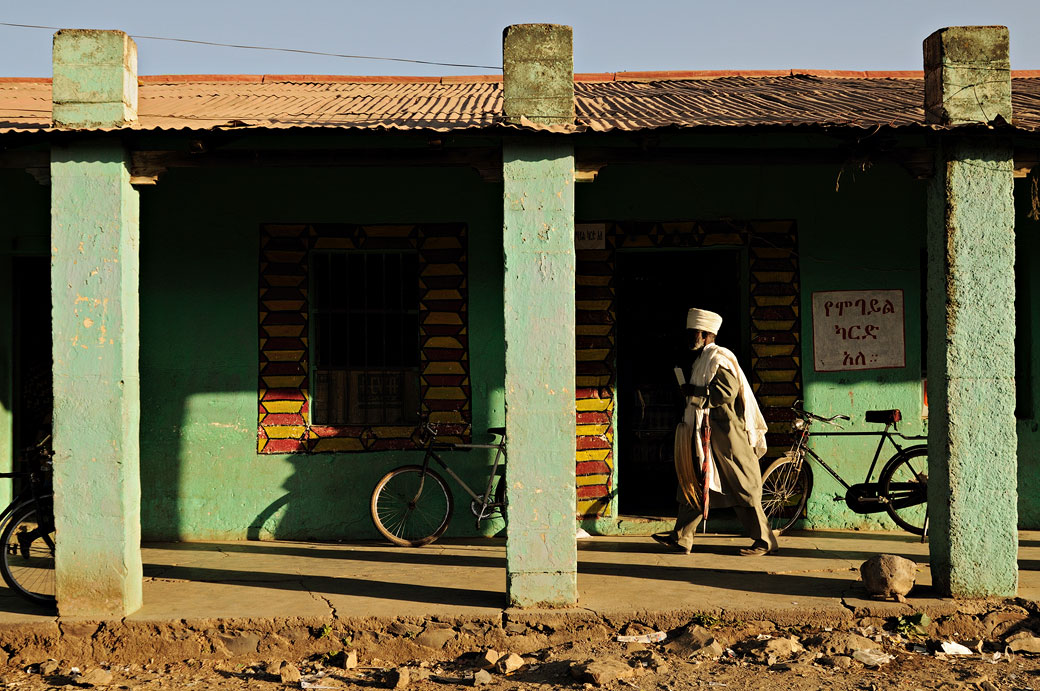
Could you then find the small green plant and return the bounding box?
[342,636,353,648]
[317,624,333,639]
[892,612,930,639]
[688,612,723,629]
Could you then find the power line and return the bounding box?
[0,21,502,71]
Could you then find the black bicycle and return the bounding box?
[761,406,929,536]
[0,436,56,605]
[370,423,507,547]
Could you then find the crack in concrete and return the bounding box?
[319,593,339,620]
[298,578,339,619]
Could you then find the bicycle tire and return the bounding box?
[370,465,454,547]
[760,453,813,534]
[0,499,56,605]
[494,470,507,523]
[879,446,928,536]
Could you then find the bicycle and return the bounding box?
[370,423,507,547]
[760,405,929,537]
[0,436,56,605]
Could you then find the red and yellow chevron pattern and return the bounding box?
[258,223,469,454]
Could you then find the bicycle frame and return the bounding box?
[792,421,926,489]
[421,441,506,506]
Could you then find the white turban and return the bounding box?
[686,308,722,335]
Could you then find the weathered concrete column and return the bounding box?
[925,26,1018,597]
[51,29,142,616]
[502,24,577,607]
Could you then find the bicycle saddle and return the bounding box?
[865,409,902,424]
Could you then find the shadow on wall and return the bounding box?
[137,166,506,544]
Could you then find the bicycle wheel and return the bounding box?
[0,499,56,605]
[760,453,813,534]
[494,470,507,523]
[879,446,928,536]
[371,465,453,547]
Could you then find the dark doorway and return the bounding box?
[13,257,51,452]
[616,249,746,517]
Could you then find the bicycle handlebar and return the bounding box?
[792,406,850,425]
[421,421,503,449]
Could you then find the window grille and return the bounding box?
[311,251,420,425]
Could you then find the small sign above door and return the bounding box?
[812,289,905,372]
[575,223,606,250]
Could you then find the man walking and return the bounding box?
[653,308,778,556]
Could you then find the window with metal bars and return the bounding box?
[311,250,421,425]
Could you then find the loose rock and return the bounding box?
[416,627,456,650]
[860,554,917,602]
[387,667,410,689]
[263,660,284,676]
[819,655,854,669]
[37,660,60,676]
[279,664,302,684]
[664,625,718,657]
[472,669,494,686]
[758,636,804,664]
[1009,636,1040,654]
[78,668,115,687]
[985,610,1030,639]
[495,653,525,675]
[571,660,635,686]
[477,649,502,669]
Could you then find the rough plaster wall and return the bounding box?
[51,142,142,614]
[502,140,577,605]
[927,140,1017,596]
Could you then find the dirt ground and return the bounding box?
[3,603,1040,690]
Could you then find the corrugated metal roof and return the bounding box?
[2,71,1040,134]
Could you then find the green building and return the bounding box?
[0,24,1037,615]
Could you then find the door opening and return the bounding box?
[13,257,52,453]
[616,249,746,517]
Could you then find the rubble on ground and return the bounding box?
[6,601,1040,689]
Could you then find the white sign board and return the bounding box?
[575,223,606,250]
[812,289,905,372]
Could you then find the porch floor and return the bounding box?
[2,530,1038,625]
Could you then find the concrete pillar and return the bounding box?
[924,26,1018,597]
[50,29,142,616]
[501,24,577,607]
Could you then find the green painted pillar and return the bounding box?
[924,26,1018,597]
[501,24,577,607]
[50,29,142,617]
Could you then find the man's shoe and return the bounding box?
[738,544,777,557]
[652,532,691,554]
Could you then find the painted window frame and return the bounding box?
[258,223,470,454]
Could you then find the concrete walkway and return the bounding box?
[1,530,1037,626]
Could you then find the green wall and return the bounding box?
[577,153,928,531]
[139,163,505,540]
[4,132,1040,539]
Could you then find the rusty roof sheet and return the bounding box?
[2,71,1040,134]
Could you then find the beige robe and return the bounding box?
[673,361,777,552]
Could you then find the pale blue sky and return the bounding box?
[1,1,1038,77]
